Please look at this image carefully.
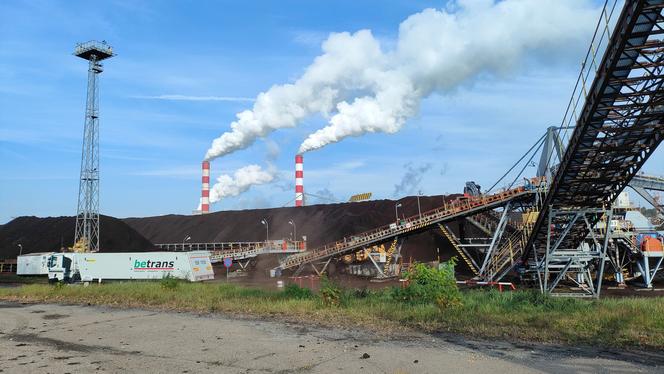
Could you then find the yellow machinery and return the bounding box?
[70,237,90,253]
[349,192,372,202]
[341,243,386,264]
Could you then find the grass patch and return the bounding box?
[282,283,314,300]
[1,281,663,350]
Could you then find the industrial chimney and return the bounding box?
[201,161,210,214]
[295,154,304,207]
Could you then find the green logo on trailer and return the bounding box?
[133,259,175,271]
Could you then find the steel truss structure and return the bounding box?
[437,224,480,276]
[155,240,305,264]
[521,0,664,295]
[73,41,114,253]
[539,208,613,297]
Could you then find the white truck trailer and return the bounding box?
[47,251,214,283]
[17,252,56,275]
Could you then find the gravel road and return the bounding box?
[0,301,661,373]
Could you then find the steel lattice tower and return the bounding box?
[73,41,114,252]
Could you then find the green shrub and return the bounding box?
[319,276,342,307]
[160,275,179,290]
[283,284,314,300]
[393,259,462,309]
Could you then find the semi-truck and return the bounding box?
[47,251,214,283]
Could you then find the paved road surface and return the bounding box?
[0,301,661,373]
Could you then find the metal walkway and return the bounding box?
[276,187,535,272]
[155,240,305,263]
[524,0,664,263]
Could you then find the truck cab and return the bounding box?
[47,253,77,283]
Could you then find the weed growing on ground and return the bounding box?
[160,275,180,290]
[282,284,314,300]
[392,259,462,309]
[319,275,342,307]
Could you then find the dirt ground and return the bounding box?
[1,301,662,374]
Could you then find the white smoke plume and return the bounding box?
[209,165,275,203]
[204,0,600,159]
[204,30,382,160]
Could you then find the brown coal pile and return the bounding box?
[124,194,473,271]
[0,215,155,259]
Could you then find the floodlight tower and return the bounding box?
[73,41,114,253]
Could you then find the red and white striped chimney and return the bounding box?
[201,161,210,214]
[295,154,304,207]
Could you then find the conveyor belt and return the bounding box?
[524,0,664,260]
[278,187,535,271]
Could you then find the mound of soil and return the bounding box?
[2,194,484,277]
[124,195,474,271]
[0,215,155,259]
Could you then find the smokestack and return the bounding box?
[295,154,304,207]
[201,161,210,213]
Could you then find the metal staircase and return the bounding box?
[383,237,400,275]
[437,223,480,276]
[483,228,530,282]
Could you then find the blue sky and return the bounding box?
[1,0,662,224]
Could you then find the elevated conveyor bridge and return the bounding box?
[156,240,305,263]
[525,0,664,260]
[518,0,664,296]
[276,187,537,272]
